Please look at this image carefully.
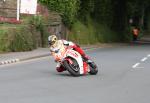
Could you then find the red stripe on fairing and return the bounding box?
[67,50,79,58]
[83,62,88,74]
[65,58,73,64]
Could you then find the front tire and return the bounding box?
[63,58,81,76]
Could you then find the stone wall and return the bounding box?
[0,0,17,18]
[37,4,64,39]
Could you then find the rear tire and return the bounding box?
[63,58,81,76]
[88,62,98,75]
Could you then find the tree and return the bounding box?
[38,0,80,27]
[93,0,113,26]
[78,0,95,22]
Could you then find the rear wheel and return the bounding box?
[63,58,81,76]
[88,61,98,75]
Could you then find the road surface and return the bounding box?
[0,45,150,103]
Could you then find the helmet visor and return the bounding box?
[49,41,55,45]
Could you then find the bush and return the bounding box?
[28,15,49,47]
[0,28,11,52]
[94,23,119,42]
[68,18,98,44]
[68,16,120,44]
[0,13,51,52]
[9,26,36,52]
[0,25,36,52]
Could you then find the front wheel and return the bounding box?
[88,61,98,75]
[63,58,81,76]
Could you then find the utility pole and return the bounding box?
[17,0,20,21]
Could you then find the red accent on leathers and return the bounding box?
[72,44,86,57]
[72,44,90,61]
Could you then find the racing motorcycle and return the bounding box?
[52,46,98,76]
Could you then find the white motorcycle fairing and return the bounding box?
[65,49,84,74]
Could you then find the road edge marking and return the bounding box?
[141,57,148,62]
[132,63,140,68]
[0,59,20,65]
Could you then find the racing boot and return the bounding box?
[82,55,93,64]
[56,66,66,72]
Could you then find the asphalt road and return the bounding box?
[0,45,150,103]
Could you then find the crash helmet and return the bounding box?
[48,35,58,46]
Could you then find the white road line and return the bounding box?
[132,54,150,69]
[132,63,140,68]
[141,57,148,62]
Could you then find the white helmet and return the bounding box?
[48,35,58,46]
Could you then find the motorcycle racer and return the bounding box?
[48,35,90,72]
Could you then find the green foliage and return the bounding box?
[68,16,120,44]
[9,27,35,52]
[148,13,150,31]
[78,0,95,22]
[38,0,80,27]
[0,15,50,52]
[29,15,44,30]
[68,18,98,44]
[0,29,10,51]
[0,26,35,52]
[38,0,150,42]
[93,0,113,26]
[28,15,49,47]
[95,23,120,43]
[127,0,146,17]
